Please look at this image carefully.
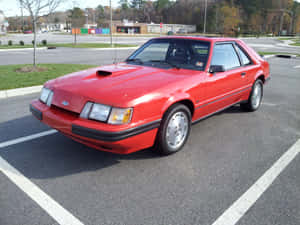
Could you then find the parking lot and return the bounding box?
[0,56,299,225]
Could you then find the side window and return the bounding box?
[211,44,241,70]
[236,45,252,65]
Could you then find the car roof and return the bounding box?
[153,36,239,43]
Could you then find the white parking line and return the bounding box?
[294,65,300,69]
[0,130,57,149]
[211,138,300,225]
[0,157,84,225]
[0,130,84,225]
[262,102,277,107]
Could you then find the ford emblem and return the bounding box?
[62,101,69,106]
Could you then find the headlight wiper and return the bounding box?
[148,60,181,69]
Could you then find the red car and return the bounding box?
[30,37,270,155]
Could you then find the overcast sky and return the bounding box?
[1,0,300,17]
[0,0,120,17]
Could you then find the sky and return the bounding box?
[0,0,120,17]
[1,0,300,17]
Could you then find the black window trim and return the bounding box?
[233,43,254,67]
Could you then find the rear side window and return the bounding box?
[236,45,252,65]
[211,44,241,70]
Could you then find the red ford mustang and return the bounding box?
[30,37,270,155]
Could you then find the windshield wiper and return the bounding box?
[126,58,144,65]
[148,60,181,69]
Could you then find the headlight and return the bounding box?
[80,102,133,125]
[40,87,53,106]
[89,103,111,122]
[108,107,133,125]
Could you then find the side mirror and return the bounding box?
[209,65,225,73]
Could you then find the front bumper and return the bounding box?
[30,100,160,154]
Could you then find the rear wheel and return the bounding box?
[241,79,263,112]
[155,104,191,155]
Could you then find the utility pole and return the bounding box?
[110,0,113,46]
[203,0,207,34]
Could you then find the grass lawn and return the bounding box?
[277,37,295,41]
[258,51,300,57]
[47,43,136,48]
[0,43,136,49]
[0,44,46,49]
[290,42,300,46]
[0,64,95,90]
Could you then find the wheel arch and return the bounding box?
[254,71,266,83]
[161,96,195,119]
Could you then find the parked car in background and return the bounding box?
[177,28,187,34]
[23,30,32,34]
[30,37,270,155]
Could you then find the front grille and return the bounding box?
[51,104,80,117]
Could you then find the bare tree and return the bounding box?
[19,0,63,67]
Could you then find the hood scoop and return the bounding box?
[97,70,112,76]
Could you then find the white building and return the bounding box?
[147,23,196,34]
[0,10,9,34]
[40,23,66,32]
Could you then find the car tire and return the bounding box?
[240,79,263,112]
[155,104,191,155]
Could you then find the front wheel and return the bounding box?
[241,79,263,112]
[155,104,191,155]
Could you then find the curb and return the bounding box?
[263,55,275,59]
[0,47,47,52]
[0,85,42,99]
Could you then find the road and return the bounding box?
[0,57,300,225]
[0,33,152,45]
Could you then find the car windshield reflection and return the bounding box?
[127,38,210,71]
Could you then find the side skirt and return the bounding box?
[191,100,246,125]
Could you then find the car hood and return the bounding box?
[46,63,199,113]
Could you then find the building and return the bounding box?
[0,10,9,34]
[147,23,196,34]
[112,20,147,34]
[112,20,196,34]
[40,23,66,32]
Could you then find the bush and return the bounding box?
[8,40,13,46]
[19,41,25,46]
[32,40,35,45]
[41,40,47,46]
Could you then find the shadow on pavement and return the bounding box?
[0,105,250,180]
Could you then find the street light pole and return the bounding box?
[110,0,113,46]
[203,0,207,34]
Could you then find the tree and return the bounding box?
[68,7,85,44]
[119,0,129,10]
[95,5,106,26]
[220,4,241,36]
[130,0,145,9]
[19,0,62,67]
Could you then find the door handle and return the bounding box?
[241,72,246,77]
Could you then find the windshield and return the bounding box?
[126,39,210,71]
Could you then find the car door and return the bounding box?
[197,42,246,117]
[233,42,258,88]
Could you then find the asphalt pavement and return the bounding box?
[0,57,300,225]
[0,33,152,45]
